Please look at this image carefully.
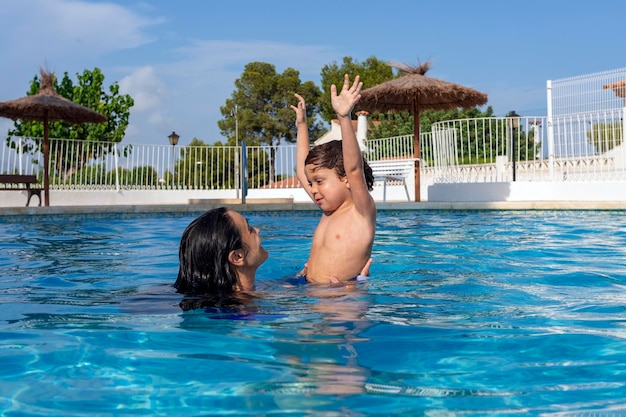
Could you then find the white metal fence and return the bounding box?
[2,114,626,190]
[1,136,301,191]
[548,67,626,117]
[422,111,626,183]
[5,66,626,192]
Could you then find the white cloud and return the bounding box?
[0,2,341,145]
[170,39,335,82]
[119,66,167,113]
[0,0,170,143]
[1,0,159,61]
[118,66,176,139]
[147,39,340,143]
[0,0,162,101]
[117,66,176,140]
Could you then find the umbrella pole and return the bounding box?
[413,99,421,202]
[43,113,50,206]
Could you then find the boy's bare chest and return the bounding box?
[314,212,365,244]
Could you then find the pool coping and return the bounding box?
[2,200,626,216]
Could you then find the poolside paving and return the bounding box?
[2,200,626,216]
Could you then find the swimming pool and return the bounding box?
[1,209,626,415]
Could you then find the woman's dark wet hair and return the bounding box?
[175,207,245,310]
[177,293,250,312]
[305,140,374,191]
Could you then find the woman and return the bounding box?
[175,207,268,310]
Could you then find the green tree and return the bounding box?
[175,138,209,189]
[321,58,498,152]
[369,106,499,161]
[68,163,107,186]
[587,121,623,153]
[501,110,541,164]
[218,62,322,183]
[219,62,323,147]
[421,107,496,134]
[7,68,134,179]
[106,167,132,187]
[130,166,159,187]
[319,56,394,123]
[174,138,264,190]
[369,99,497,141]
[369,111,415,138]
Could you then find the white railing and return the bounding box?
[365,135,414,160]
[0,137,300,191]
[422,111,626,183]
[2,110,626,191]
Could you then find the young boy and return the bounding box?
[291,74,376,284]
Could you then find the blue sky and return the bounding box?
[1,0,625,146]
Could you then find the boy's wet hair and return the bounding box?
[305,140,374,191]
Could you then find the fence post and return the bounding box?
[114,143,119,192]
[241,140,248,204]
[547,80,555,179]
[623,105,626,156]
[18,137,23,175]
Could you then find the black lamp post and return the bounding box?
[168,131,179,186]
[507,111,520,181]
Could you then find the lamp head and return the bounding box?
[506,111,521,129]
[168,131,180,146]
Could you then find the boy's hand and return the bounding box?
[290,93,307,126]
[331,74,363,118]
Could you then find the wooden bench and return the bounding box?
[368,159,416,202]
[0,174,42,206]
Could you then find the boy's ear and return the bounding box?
[228,249,245,266]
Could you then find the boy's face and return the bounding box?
[304,164,350,211]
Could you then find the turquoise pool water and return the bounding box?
[1,210,626,416]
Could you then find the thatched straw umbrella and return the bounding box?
[358,62,488,201]
[0,69,107,206]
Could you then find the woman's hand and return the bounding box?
[328,258,372,285]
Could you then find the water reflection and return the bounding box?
[278,283,372,396]
[177,280,373,402]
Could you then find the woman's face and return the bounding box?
[227,210,269,271]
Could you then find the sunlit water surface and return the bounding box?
[1,210,626,416]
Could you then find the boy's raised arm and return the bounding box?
[291,93,313,200]
[332,75,376,215]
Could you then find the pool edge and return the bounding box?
[2,200,626,216]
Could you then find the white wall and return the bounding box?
[6,180,626,208]
[427,181,626,202]
[0,182,417,207]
